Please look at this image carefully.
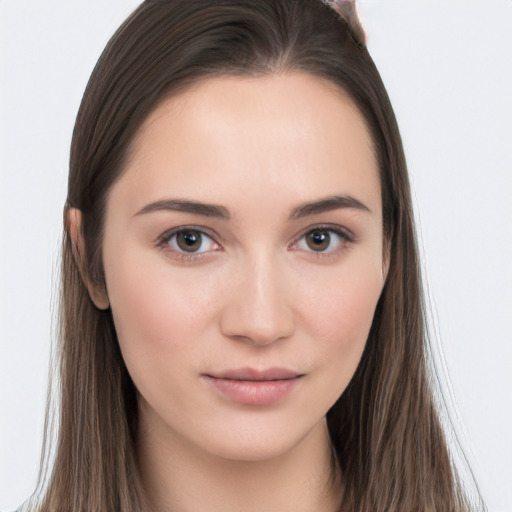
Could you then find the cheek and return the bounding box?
[104,249,222,387]
[109,268,182,352]
[302,258,383,389]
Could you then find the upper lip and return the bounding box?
[205,367,302,381]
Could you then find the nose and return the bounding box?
[219,256,296,346]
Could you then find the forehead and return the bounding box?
[114,72,380,216]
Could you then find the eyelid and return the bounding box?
[154,223,355,262]
[289,223,356,255]
[155,225,222,259]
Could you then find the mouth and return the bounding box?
[202,367,304,406]
[206,367,303,382]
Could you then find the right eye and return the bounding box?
[159,228,220,255]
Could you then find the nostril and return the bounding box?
[219,302,295,346]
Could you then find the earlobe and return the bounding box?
[66,208,110,311]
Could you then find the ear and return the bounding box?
[66,208,110,310]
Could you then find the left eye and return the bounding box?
[163,229,219,254]
[295,227,351,253]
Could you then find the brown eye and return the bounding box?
[176,230,203,252]
[162,228,219,255]
[293,226,353,256]
[305,229,331,251]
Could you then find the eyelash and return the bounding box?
[155,226,221,263]
[290,224,355,261]
[155,224,355,262]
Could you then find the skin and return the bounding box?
[70,72,387,512]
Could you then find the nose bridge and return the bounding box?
[220,248,295,345]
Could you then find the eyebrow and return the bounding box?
[288,195,371,220]
[135,199,231,220]
[134,194,371,221]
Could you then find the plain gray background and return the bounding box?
[1,1,511,510]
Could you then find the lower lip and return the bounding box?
[202,376,301,406]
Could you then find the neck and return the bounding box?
[136,413,341,512]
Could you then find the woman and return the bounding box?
[20,0,485,511]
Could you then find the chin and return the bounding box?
[191,413,330,464]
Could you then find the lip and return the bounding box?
[202,367,303,406]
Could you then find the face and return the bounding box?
[99,72,386,462]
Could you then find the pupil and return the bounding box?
[177,231,202,252]
[307,230,330,251]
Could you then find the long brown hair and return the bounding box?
[28,1,485,510]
